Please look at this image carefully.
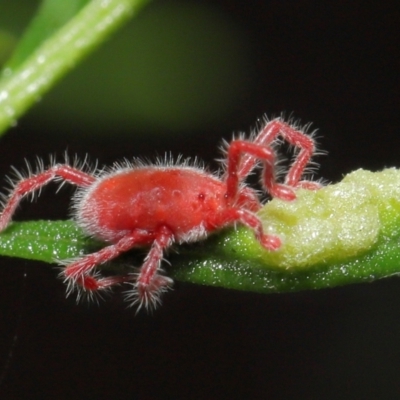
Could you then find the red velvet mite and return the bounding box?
[0,117,321,311]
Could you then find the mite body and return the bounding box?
[75,166,259,244]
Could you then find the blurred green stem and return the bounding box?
[0,0,150,136]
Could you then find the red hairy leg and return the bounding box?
[0,164,95,231]
[225,140,296,203]
[63,230,155,290]
[237,119,318,188]
[215,207,281,250]
[133,226,174,308]
[64,227,174,308]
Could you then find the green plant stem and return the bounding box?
[1,169,400,294]
[0,0,150,136]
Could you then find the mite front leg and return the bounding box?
[237,118,319,188]
[215,207,281,250]
[225,140,296,204]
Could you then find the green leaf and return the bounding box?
[0,220,91,262]
[0,0,151,136]
[1,168,400,294]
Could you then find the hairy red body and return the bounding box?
[77,167,260,244]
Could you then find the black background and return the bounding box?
[1,1,400,399]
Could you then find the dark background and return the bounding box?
[1,0,400,398]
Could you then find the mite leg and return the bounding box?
[62,229,154,293]
[225,140,296,204]
[236,118,320,188]
[0,164,96,231]
[127,226,174,311]
[63,226,174,310]
[214,207,281,251]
